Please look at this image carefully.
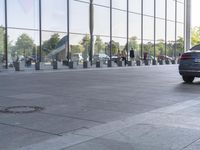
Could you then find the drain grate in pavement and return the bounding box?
[0,106,44,114]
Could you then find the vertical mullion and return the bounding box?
[67,0,70,61]
[4,0,8,68]
[175,0,177,60]
[165,0,167,57]
[127,0,129,62]
[110,0,112,59]
[39,0,42,62]
[141,0,143,59]
[154,0,156,61]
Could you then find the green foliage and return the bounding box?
[94,35,105,54]
[80,34,90,60]
[42,33,60,54]
[191,26,200,46]
[129,36,139,51]
[15,33,34,56]
[0,27,4,55]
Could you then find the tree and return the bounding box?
[94,36,105,54]
[176,36,184,55]
[191,26,200,46]
[80,35,90,60]
[155,39,165,56]
[42,33,60,54]
[129,36,139,51]
[0,27,4,55]
[15,33,34,57]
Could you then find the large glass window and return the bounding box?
[129,0,141,14]
[167,21,175,58]
[177,2,184,23]
[70,0,89,34]
[112,9,127,38]
[7,29,39,68]
[94,5,110,36]
[93,0,109,7]
[7,0,39,29]
[42,0,67,32]
[129,13,141,40]
[156,19,165,56]
[156,0,165,19]
[177,23,184,54]
[143,0,154,16]
[143,16,154,41]
[112,0,127,10]
[167,0,175,21]
[0,0,4,27]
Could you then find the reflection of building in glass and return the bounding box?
[0,0,190,69]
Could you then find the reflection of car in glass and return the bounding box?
[179,44,200,83]
[93,53,109,64]
[72,53,83,62]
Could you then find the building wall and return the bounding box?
[0,0,186,68]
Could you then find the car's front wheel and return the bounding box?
[182,76,195,83]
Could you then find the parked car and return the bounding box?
[93,53,109,64]
[72,53,83,62]
[179,44,200,83]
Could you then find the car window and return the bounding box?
[190,44,200,50]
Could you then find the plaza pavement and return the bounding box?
[0,65,200,150]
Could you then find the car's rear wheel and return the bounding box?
[182,76,195,83]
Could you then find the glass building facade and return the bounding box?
[0,0,186,69]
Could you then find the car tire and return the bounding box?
[182,76,195,83]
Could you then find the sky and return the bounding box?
[191,0,200,27]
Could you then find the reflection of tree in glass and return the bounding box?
[80,34,90,61]
[128,36,139,51]
[42,33,60,54]
[94,35,105,54]
[15,33,34,57]
[0,27,4,55]
[105,40,119,56]
[156,39,165,56]
[192,26,200,46]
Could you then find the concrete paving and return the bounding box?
[0,65,200,150]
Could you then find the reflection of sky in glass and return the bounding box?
[167,0,175,21]
[129,13,141,39]
[177,3,184,23]
[7,0,38,29]
[177,23,184,37]
[112,9,127,38]
[0,0,4,26]
[156,19,165,40]
[42,0,67,32]
[94,6,110,36]
[143,0,154,16]
[93,0,109,6]
[112,0,126,10]
[167,21,175,41]
[143,16,154,40]
[129,0,141,13]
[70,1,89,34]
[156,0,165,19]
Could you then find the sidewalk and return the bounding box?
[0,65,200,150]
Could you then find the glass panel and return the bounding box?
[42,32,67,65]
[70,34,89,65]
[156,19,165,40]
[112,9,127,38]
[42,0,67,32]
[156,40,165,57]
[156,0,165,19]
[128,37,140,59]
[143,40,154,60]
[167,41,175,59]
[7,0,39,29]
[177,23,184,55]
[112,0,127,10]
[8,29,39,69]
[112,37,126,59]
[70,0,89,34]
[0,27,5,67]
[93,0,110,7]
[129,13,141,40]
[177,3,184,23]
[143,16,154,41]
[0,0,4,27]
[143,0,154,16]
[129,0,141,13]
[167,21,175,42]
[167,0,175,21]
[94,5,110,36]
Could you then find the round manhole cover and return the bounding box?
[0,106,44,114]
